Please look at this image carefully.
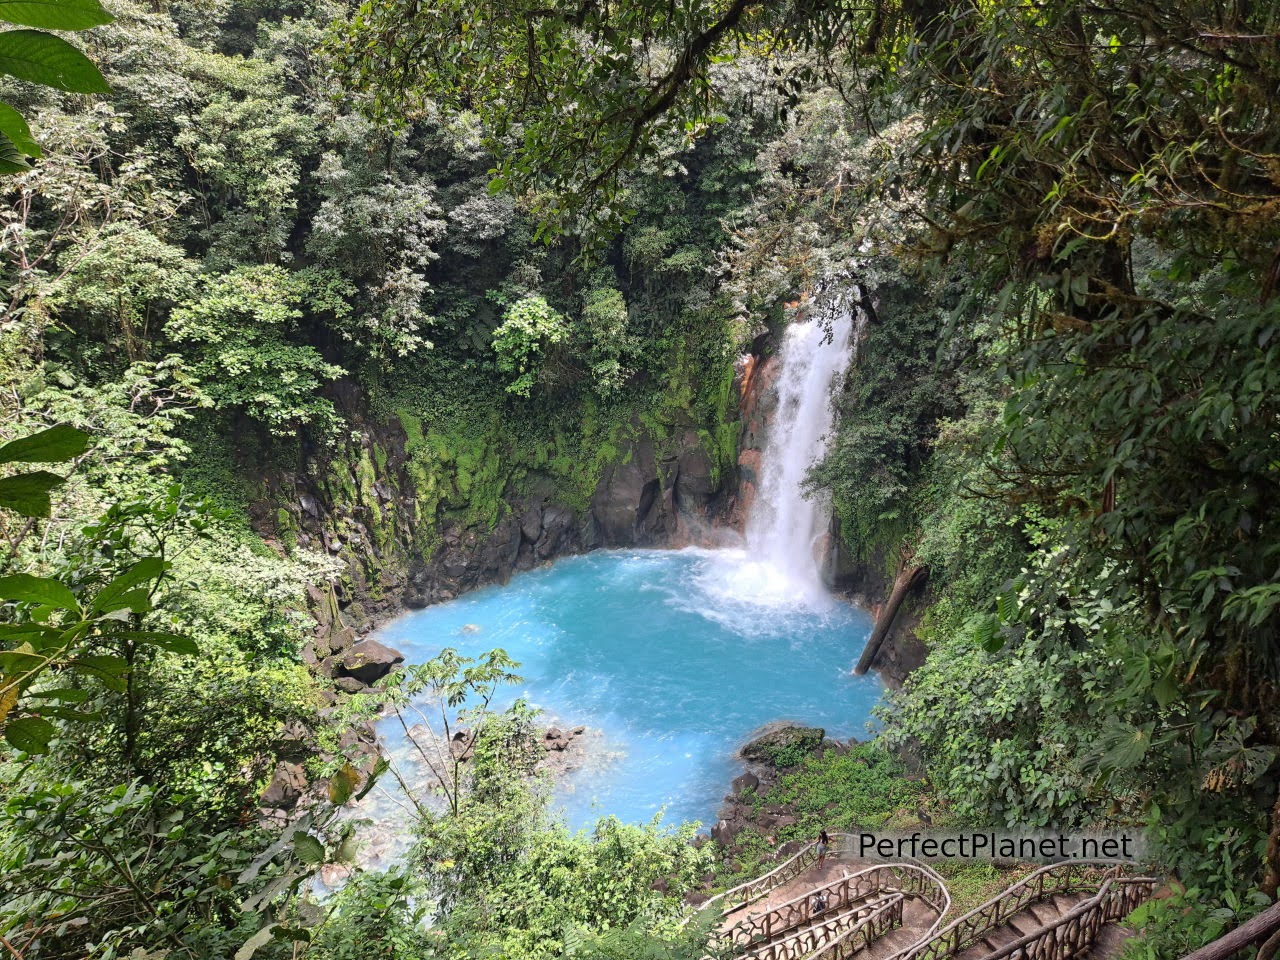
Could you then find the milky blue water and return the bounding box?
[373,547,879,832]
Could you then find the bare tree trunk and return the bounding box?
[854,564,927,675]
[1180,900,1280,960]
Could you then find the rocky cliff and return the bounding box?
[241,375,741,679]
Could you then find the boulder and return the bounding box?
[711,818,743,845]
[261,761,308,807]
[520,505,543,543]
[731,771,760,795]
[740,724,826,767]
[337,638,405,685]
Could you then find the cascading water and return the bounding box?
[697,308,858,611]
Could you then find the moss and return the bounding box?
[355,447,383,534]
[275,506,297,551]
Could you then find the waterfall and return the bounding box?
[691,307,857,617]
[745,310,856,581]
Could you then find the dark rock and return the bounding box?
[279,720,310,750]
[534,505,573,559]
[674,434,716,512]
[334,676,366,694]
[740,724,826,767]
[545,726,563,741]
[259,807,289,828]
[330,626,358,655]
[571,726,586,737]
[337,638,405,685]
[261,761,307,807]
[732,771,760,795]
[717,801,744,821]
[520,505,543,543]
[711,818,743,845]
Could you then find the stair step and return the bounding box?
[1006,914,1040,939]
[1025,903,1062,928]
[1086,921,1137,960]
[983,926,1019,948]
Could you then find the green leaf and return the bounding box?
[973,616,1004,653]
[0,469,63,516]
[68,653,128,690]
[4,714,54,752]
[0,129,29,172]
[91,557,168,614]
[98,588,151,615]
[354,756,389,802]
[120,630,197,656]
[0,29,110,93]
[0,572,79,611]
[0,0,113,30]
[292,831,325,865]
[27,686,90,703]
[0,100,38,157]
[0,424,88,464]
[1099,722,1152,772]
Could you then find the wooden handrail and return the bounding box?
[706,841,822,915]
[978,877,1158,960]
[902,859,1141,960]
[719,862,950,952]
[738,894,906,960]
[698,832,1154,960]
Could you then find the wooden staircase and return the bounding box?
[704,840,1155,960]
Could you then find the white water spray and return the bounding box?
[691,307,858,616]
[746,311,857,577]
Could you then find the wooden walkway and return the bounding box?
[704,838,1156,960]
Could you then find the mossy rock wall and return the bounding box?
[258,373,742,623]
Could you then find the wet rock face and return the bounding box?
[590,435,672,545]
[733,347,780,526]
[402,421,735,605]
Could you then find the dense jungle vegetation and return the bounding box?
[1,0,1278,958]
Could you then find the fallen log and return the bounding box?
[1180,899,1280,960]
[854,564,927,675]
